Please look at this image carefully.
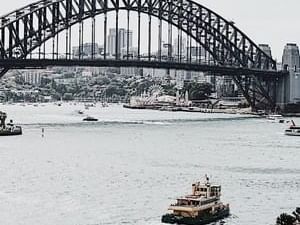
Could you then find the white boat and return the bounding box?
[285,120,300,136]
[267,114,284,123]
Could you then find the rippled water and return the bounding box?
[0,103,299,225]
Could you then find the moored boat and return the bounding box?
[162,176,230,225]
[267,114,284,122]
[0,111,22,136]
[285,120,300,136]
[83,116,98,122]
[0,126,22,136]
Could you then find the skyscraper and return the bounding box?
[107,28,117,56]
[107,28,133,57]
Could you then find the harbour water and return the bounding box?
[0,103,299,225]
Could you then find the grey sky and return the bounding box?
[0,0,299,60]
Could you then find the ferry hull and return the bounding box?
[285,132,300,136]
[0,127,22,136]
[162,208,230,225]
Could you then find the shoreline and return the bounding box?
[123,104,300,117]
[123,104,261,116]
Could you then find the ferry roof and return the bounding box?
[176,195,219,201]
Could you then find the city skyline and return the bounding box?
[1,0,300,60]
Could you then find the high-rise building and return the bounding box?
[119,29,133,51]
[107,28,117,56]
[107,28,133,57]
[72,43,100,58]
[21,70,53,86]
[259,44,272,57]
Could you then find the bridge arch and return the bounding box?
[0,0,276,70]
[0,0,284,111]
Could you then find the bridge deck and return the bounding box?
[0,59,286,77]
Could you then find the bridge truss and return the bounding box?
[0,0,286,110]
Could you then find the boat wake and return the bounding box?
[19,116,257,128]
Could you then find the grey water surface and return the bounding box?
[0,104,299,225]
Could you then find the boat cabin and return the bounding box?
[191,181,221,198]
[0,111,7,128]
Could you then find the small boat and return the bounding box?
[0,112,22,136]
[266,114,284,122]
[83,116,98,122]
[285,120,300,136]
[162,176,230,225]
[84,103,96,108]
[102,102,109,107]
[77,110,84,115]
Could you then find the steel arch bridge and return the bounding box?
[0,0,286,110]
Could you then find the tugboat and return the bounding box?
[162,176,230,225]
[285,120,300,136]
[0,111,22,136]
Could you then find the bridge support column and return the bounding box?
[275,76,285,111]
[276,68,300,113]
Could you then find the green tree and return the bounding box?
[293,208,300,223]
[56,83,67,97]
[276,213,296,225]
[63,93,74,101]
[183,82,212,100]
[162,84,176,96]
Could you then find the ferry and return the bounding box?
[162,176,230,225]
[0,111,22,136]
[285,120,300,136]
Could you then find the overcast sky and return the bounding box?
[0,0,299,60]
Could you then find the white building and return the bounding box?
[21,70,54,86]
[107,28,133,56]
